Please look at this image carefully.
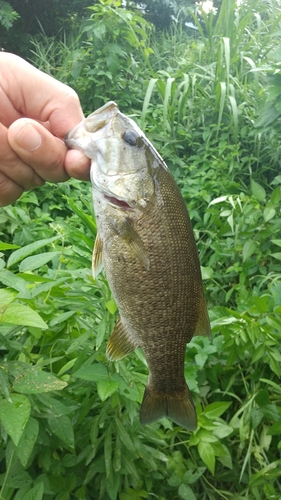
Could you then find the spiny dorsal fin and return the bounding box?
[106,315,139,361]
[92,233,103,278]
[119,219,150,271]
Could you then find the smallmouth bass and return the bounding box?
[65,101,211,430]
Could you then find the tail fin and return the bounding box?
[140,384,197,431]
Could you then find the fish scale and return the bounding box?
[65,101,211,430]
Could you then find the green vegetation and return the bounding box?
[1,0,281,498]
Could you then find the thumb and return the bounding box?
[8,118,69,182]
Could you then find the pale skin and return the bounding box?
[0,52,90,206]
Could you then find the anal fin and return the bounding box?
[106,315,139,361]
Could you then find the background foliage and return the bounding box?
[1,0,281,499]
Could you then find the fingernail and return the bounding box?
[15,123,42,152]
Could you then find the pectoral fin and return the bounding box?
[107,315,139,361]
[92,233,103,278]
[119,219,150,270]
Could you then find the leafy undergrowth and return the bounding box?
[0,176,280,500]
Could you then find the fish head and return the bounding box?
[65,101,160,211]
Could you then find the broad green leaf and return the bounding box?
[251,344,265,363]
[182,468,205,485]
[201,266,213,279]
[193,429,217,444]
[204,401,231,419]
[16,417,39,467]
[48,415,75,449]
[242,240,257,262]
[178,484,197,500]
[49,310,76,326]
[270,186,281,204]
[22,482,44,500]
[211,316,245,328]
[106,470,121,500]
[209,195,228,206]
[97,378,120,401]
[195,352,208,369]
[7,236,59,268]
[5,470,32,489]
[73,363,108,381]
[106,299,117,315]
[19,251,60,272]
[212,440,230,457]
[35,394,79,417]
[251,408,264,430]
[250,179,266,202]
[17,273,54,282]
[115,417,135,454]
[0,303,48,329]
[267,420,281,435]
[0,243,20,250]
[144,445,168,463]
[272,239,281,247]
[255,103,280,128]
[0,270,27,293]
[271,252,281,261]
[28,327,43,339]
[0,288,17,307]
[112,373,139,402]
[65,332,90,354]
[0,368,12,402]
[96,315,108,350]
[213,423,233,439]
[263,206,276,222]
[57,358,77,377]
[198,441,215,475]
[0,394,30,446]
[13,369,67,394]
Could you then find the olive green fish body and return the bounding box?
[99,165,209,429]
[65,102,211,430]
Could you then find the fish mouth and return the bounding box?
[104,194,132,211]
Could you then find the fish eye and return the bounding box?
[123,129,139,146]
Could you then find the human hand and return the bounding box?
[0,52,90,206]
